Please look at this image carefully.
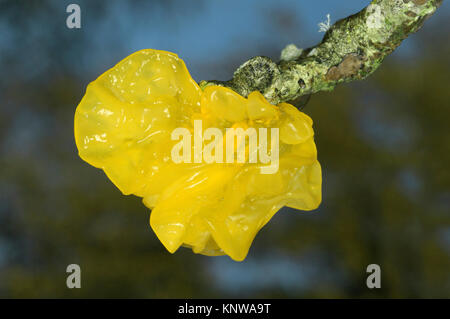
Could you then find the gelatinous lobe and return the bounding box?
[74,49,321,261]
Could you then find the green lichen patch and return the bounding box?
[199,0,442,106]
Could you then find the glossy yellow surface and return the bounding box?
[74,49,321,261]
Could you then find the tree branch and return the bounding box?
[199,0,443,105]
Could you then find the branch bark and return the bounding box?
[199,0,443,105]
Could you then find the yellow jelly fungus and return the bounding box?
[74,49,321,261]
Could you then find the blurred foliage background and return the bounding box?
[0,0,449,298]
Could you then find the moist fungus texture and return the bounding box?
[74,49,321,261]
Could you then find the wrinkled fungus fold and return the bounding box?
[74,49,321,261]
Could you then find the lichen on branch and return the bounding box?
[199,0,443,105]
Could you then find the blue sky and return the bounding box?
[71,0,449,82]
